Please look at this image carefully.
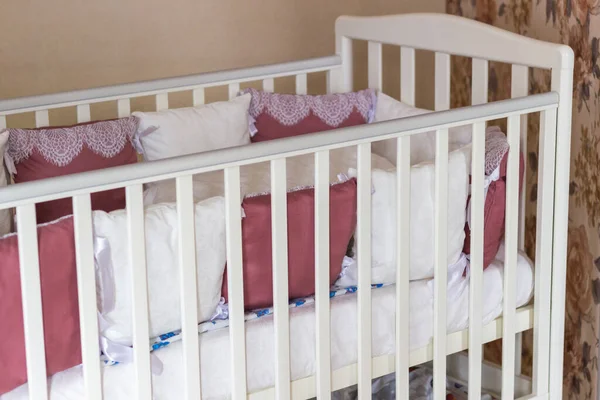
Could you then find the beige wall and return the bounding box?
[1,0,443,126]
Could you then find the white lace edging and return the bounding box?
[6,117,138,170]
[241,88,376,128]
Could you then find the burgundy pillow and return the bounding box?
[463,127,525,269]
[243,88,376,142]
[222,178,358,311]
[6,117,138,224]
[0,216,81,395]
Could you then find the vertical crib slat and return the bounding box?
[16,204,48,400]
[224,166,248,400]
[396,134,411,400]
[435,53,451,111]
[0,115,6,129]
[357,142,372,399]
[511,65,529,251]
[263,78,275,93]
[315,150,332,400]
[126,184,152,400]
[72,194,102,400]
[400,47,416,106]
[433,52,450,400]
[193,88,206,106]
[76,104,91,123]
[502,114,521,400]
[176,175,202,400]
[229,83,240,100]
[533,108,557,396]
[270,158,291,400]
[340,37,353,93]
[368,41,382,90]
[472,59,489,106]
[35,110,49,127]
[469,121,486,400]
[155,93,169,111]
[118,99,131,118]
[295,74,308,95]
[433,128,449,400]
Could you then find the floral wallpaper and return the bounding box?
[446,0,600,398]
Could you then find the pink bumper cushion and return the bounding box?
[6,117,139,224]
[222,178,358,311]
[0,216,81,395]
[463,128,525,269]
[242,88,376,142]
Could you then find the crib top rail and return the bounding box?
[0,91,558,210]
[0,55,341,115]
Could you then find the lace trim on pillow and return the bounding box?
[7,117,138,168]
[485,126,509,176]
[242,88,376,127]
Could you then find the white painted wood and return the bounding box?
[248,306,535,400]
[326,68,342,94]
[262,78,275,93]
[356,142,372,399]
[433,127,449,400]
[192,88,205,106]
[396,135,411,400]
[502,114,521,400]
[16,204,48,400]
[72,194,102,400]
[270,158,291,400]
[549,63,574,400]
[295,74,307,95]
[126,185,152,400]
[224,166,248,400]
[368,41,383,90]
[229,83,241,100]
[337,36,353,92]
[314,150,332,400]
[535,108,557,398]
[0,115,6,129]
[511,65,529,252]
[155,93,169,111]
[176,175,202,400]
[472,59,489,105]
[117,98,131,118]
[0,56,341,115]
[0,95,558,211]
[76,104,91,123]
[435,53,451,111]
[469,121,486,400]
[335,14,573,70]
[400,47,416,106]
[35,110,49,127]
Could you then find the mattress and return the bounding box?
[3,246,534,400]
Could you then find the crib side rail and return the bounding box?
[0,92,558,400]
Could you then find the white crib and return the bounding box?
[0,13,573,400]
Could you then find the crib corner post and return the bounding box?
[548,48,574,400]
[334,26,353,93]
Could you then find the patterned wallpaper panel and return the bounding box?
[446,1,600,398]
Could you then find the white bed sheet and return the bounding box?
[4,247,534,400]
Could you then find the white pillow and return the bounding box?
[348,142,471,283]
[372,92,472,165]
[143,147,395,205]
[133,94,252,161]
[0,131,11,236]
[93,197,227,346]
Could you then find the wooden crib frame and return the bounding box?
[0,13,573,400]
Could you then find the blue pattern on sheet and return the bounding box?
[101,283,389,366]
